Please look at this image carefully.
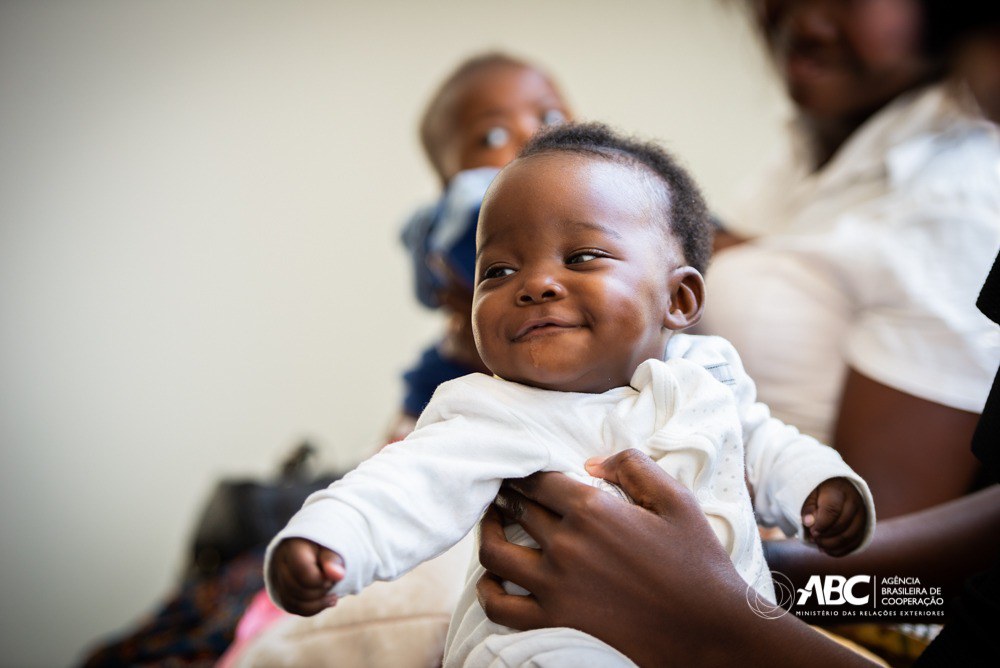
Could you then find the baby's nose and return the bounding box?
[516,273,566,304]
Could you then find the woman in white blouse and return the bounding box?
[703,0,1000,519]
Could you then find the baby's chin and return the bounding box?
[490,366,624,394]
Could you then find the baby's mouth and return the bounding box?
[512,317,578,342]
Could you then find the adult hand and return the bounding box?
[477,449,876,667]
[477,449,747,666]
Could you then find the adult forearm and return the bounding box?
[722,607,879,668]
[834,369,982,518]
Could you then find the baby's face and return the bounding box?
[472,154,682,394]
[436,65,570,182]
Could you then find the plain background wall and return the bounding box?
[0,1,789,666]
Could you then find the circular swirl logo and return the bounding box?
[747,571,794,619]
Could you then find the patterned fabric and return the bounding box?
[79,548,264,667]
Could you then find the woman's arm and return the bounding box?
[834,369,982,518]
[477,450,877,667]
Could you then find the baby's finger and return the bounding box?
[817,493,862,538]
[809,488,847,535]
[275,564,333,603]
[800,488,819,531]
[318,548,346,583]
[280,588,338,617]
[816,510,867,557]
[280,539,331,589]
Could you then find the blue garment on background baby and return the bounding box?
[400,168,499,416]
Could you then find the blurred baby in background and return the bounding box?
[389,52,573,442]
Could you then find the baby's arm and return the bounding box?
[268,538,346,616]
[713,339,875,550]
[801,477,869,556]
[264,375,550,608]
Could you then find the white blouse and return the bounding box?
[702,83,1000,444]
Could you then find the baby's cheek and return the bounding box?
[471,302,495,354]
[475,336,502,375]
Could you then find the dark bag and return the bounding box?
[189,441,341,576]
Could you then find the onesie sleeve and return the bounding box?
[264,375,551,605]
[719,338,877,550]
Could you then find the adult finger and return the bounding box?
[506,471,593,515]
[506,471,592,517]
[478,505,547,593]
[496,487,561,550]
[586,448,693,517]
[476,570,548,631]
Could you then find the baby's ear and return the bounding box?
[663,266,705,331]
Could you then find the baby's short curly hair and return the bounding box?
[519,122,712,274]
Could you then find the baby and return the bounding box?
[267,123,876,667]
[392,52,572,441]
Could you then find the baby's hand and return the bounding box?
[269,537,345,616]
[800,478,867,557]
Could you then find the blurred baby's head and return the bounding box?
[472,122,712,394]
[419,52,571,186]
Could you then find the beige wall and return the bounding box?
[0,1,788,665]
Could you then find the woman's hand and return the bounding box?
[477,449,748,666]
[477,449,877,667]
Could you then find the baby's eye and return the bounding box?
[567,251,600,265]
[482,265,515,280]
[542,109,566,126]
[483,127,510,149]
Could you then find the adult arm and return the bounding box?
[476,450,877,668]
[833,369,982,518]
